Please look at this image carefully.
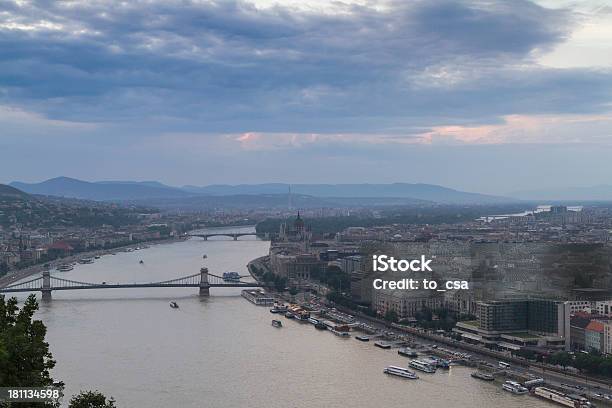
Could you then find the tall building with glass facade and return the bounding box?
[455,298,571,351]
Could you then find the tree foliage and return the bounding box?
[0,294,56,388]
[310,265,349,292]
[547,351,573,367]
[411,307,459,332]
[544,351,612,378]
[384,309,399,323]
[69,391,116,408]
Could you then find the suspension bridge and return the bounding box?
[189,232,262,241]
[0,268,261,300]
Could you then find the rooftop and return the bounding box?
[586,320,605,333]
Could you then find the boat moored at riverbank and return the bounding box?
[286,304,311,321]
[409,360,437,373]
[532,387,593,407]
[422,356,450,369]
[471,372,495,381]
[502,381,528,395]
[241,289,275,306]
[270,304,288,314]
[398,347,418,358]
[295,311,311,322]
[314,322,327,330]
[383,366,419,380]
[374,341,391,349]
[331,329,350,338]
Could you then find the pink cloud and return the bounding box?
[419,114,612,145]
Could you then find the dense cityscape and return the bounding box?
[5,178,612,406]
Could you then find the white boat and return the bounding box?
[383,365,418,379]
[502,381,528,395]
[169,301,179,309]
[308,317,319,325]
[398,347,418,358]
[56,264,74,272]
[241,289,275,306]
[533,386,592,407]
[269,304,288,313]
[271,319,282,328]
[409,360,437,373]
[78,258,94,264]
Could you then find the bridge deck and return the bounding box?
[0,282,262,293]
[191,233,258,237]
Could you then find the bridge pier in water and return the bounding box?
[41,269,52,301]
[199,267,210,296]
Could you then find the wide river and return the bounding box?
[15,227,554,407]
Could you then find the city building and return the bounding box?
[454,299,571,351]
[603,321,612,355]
[373,290,444,319]
[278,212,311,243]
[585,320,605,353]
[570,314,592,351]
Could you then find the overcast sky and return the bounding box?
[1,0,612,194]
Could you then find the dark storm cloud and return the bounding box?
[2,0,605,132]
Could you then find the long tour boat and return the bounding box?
[383,365,419,380]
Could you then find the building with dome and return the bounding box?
[279,212,311,243]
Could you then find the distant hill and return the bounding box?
[0,183,30,199]
[10,177,191,201]
[96,180,175,189]
[10,178,515,205]
[510,185,612,201]
[183,183,513,204]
